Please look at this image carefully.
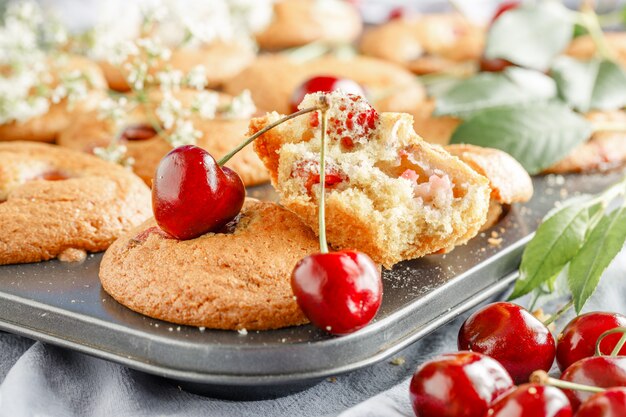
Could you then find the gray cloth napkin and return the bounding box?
[1,249,625,417]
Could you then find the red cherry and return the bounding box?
[152,145,245,240]
[491,1,520,23]
[576,387,626,417]
[479,57,514,72]
[458,302,556,384]
[387,6,406,21]
[409,351,513,417]
[290,76,366,113]
[291,250,382,335]
[120,124,158,141]
[487,384,572,417]
[556,312,626,372]
[561,356,626,411]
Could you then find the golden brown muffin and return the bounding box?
[57,89,269,187]
[256,0,362,50]
[99,40,256,92]
[0,56,107,143]
[223,54,426,115]
[0,142,151,265]
[566,33,626,68]
[445,144,533,231]
[546,110,626,174]
[100,199,319,330]
[251,92,491,268]
[445,144,533,205]
[360,14,484,75]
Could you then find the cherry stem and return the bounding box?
[542,300,574,327]
[576,8,615,61]
[318,107,329,254]
[594,327,626,356]
[530,370,605,394]
[217,106,319,166]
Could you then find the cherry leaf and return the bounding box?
[510,200,597,300]
[590,60,626,110]
[552,57,626,112]
[568,206,626,313]
[434,69,556,117]
[449,102,591,174]
[485,2,574,71]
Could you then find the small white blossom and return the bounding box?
[156,91,185,129]
[220,90,256,119]
[185,65,208,90]
[126,61,149,91]
[167,119,201,147]
[156,69,184,91]
[93,143,134,167]
[98,96,129,123]
[108,40,140,66]
[136,38,171,61]
[191,91,219,119]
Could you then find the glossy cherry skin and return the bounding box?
[291,250,382,335]
[556,312,626,372]
[491,1,520,22]
[576,387,626,417]
[290,76,366,113]
[152,145,245,240]
[487,384,572,417]
[409,351,513,417]
[458,302,556,384]
[561,356,626,411]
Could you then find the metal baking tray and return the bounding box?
[0,172,622,398]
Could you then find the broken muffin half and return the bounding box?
[251,92,492,268]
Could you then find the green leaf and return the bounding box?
[528,268,570,311]
[568,206,626,313]
[504,67,557,100]
[552,57,626,112]
[449,102,592,174]
[510,202,596,300]
[551,56,599,112]
[433,69,556,117]
[573,23,588,38]
[485,2,574,70]
[590,60,626,110]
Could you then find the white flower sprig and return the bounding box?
[96,26,257,165]
[0,1,97,125]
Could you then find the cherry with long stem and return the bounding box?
[290,97,382,335]
[152,101,326,240]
